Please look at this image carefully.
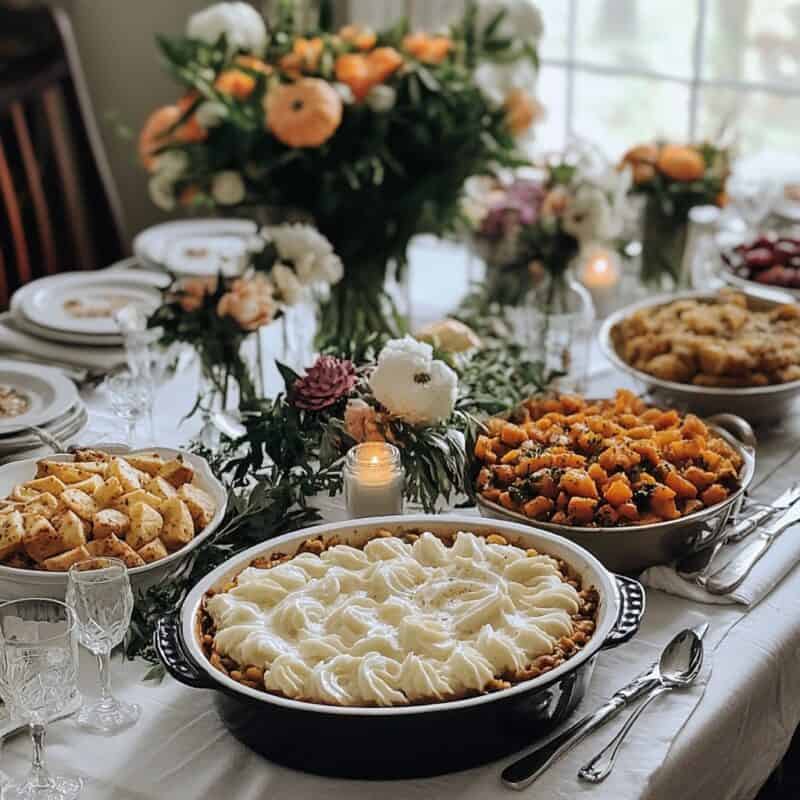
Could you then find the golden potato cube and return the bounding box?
[178,484,216,528]
[23,476,66,496]
[68,460,110,476]
[160,498,195,551]
[108,457,142,493]
[72,449,112,463]
[53,510,88,550]
[125,453,166,476]
[23,518,65,563]
[68,474,104,495]
[127,503,163,551]
[94,477,124,509]
[92,509,130,540]
[86,534,145,568]
[11,484,39,503]
[60,488,97,521]
[137,538,168,564]
[43,545,91,572]
[0,510,24,560]
[144,476,178,502]
[113,490,162,514]
[23,492,59,519]
[36,461,93,484]
[159,458,195,489]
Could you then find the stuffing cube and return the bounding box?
[160,498,195,551]
[178,485,216,528]
[127,503,164,551]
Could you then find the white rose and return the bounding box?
[195,101,228,128]
[474,0,544,43]
[211,170,246,205]
[562,185,613,244]
[152,150,188,180]
[262,223,343,286]
[271,262,305,305]
[187,2,267,55]
[369,336,458,426]
[365,85,396,113]
[474,59,538,106]
[148,174,176,211]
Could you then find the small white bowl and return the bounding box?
[0,448,227,601]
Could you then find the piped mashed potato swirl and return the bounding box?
[205,531,584,707]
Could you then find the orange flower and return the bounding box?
[335,47,403,101]
[716,190,729,208]
[215,69,257,100]
[265,78,343,147]
[656,144,706,182]
[541,186,570,218]
[619,143,659,185]
[235,55,272,76]
[217,273,276,331]
[138,105,206,171]
[344,399,385,443]
[503,89,544,135]
[339,24,377,51]
[174,276,217,313]
[280,37,324,76]
[402,33,452,64]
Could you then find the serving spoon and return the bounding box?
[577,627,704,783]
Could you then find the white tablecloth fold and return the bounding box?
[640,522,800,605]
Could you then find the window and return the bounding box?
[347,0,800,158]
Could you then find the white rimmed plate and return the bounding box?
[0,402,87,450]
[133,218,257,277]
[17,271,168,337]
[0,360,78,435]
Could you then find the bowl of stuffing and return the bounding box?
[599,289,800,423]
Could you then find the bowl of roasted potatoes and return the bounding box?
[0,447,226,600]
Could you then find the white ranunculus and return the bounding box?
[195,101,228,128]
[562,185,613,244]
[473,58,538,106]
[333,82,355,105]
[365,85,396,113]
[211,170,246,206]
[187,2,267,55]
[148,174,176,211]
[271,262,305,305]
[263,224,343,286]
[369,336,458,427]
[474,0,544,42]
[152,150,188,180]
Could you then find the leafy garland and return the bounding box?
[128,306,550,668]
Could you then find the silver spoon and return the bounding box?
[578,628,704,783]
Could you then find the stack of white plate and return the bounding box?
[0,360,86,458]
[9,269,169,348]
[133,218,257,277]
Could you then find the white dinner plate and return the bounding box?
[17,272,167,337]
[133,218,257,277]
[0,401,85,446]
[8,304,124,348]
[0,361,78,435]
[0,408,88,457]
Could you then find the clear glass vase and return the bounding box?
[640,196,690,289]
[522,272,595,393]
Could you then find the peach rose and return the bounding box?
[541,186,570,219]
[217,273,276,331]
[504,89,544,136]
[344,399,385,443]
[174,276,217,312]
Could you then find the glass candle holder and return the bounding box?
[343,442,404,519]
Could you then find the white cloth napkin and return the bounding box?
[0,316,126,372]
[641,523,800,605]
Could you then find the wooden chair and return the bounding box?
[0,6,127,306]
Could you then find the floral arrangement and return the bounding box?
[620,140,730,284]
[148,222,342,410]
[468,147,630,307]
[138,0,543,353]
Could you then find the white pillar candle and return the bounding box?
[578,246,621,319]
[344,442,405,519]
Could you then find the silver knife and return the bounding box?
[727,483,800,544]
[705,501,800,595]
[500,625,709,791]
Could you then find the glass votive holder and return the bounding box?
[343,442,405,519]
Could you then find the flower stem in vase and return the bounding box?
[640,196,690,288]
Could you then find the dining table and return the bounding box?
[1,246,800,800]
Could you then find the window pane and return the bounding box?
[697,86,800,154]
[705,0,800,90]
[571,72,690,158]
[531,64,568,153]
[537,0,569,60]
[575,0,698,79]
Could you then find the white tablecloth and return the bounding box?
[3,271,800,799]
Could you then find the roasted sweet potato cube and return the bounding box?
[665,471,698,499]
[681,414,708,439]
[603,480,633,508]
[567,496,597,524]
[684,466,716,490]
[523,496,554,519]
[559,469,599,499]
[587,463,608,486]
[493,465,516,485]
[651,484,680,520]
[701,483,729,507]
[617,501,639,521]
[499,491,516,510]
[654,410,681,430]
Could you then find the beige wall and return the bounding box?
[65,0,209,246]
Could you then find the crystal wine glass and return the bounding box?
[66,558,140,734]
[105,372,154,447]
[728,175,780,234]
[0,598,82,800]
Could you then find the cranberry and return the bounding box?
[745,247,775,270]
[755,265,790,285]
[773,241,797,263]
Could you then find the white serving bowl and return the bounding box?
[0,448,227,601]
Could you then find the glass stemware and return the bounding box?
[105,372,154,448]
[728,175,780,234]
[66,558,140,734]
[0,598,82,800]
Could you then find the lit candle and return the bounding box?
[344,442,405,519]
[578,245,621,319]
